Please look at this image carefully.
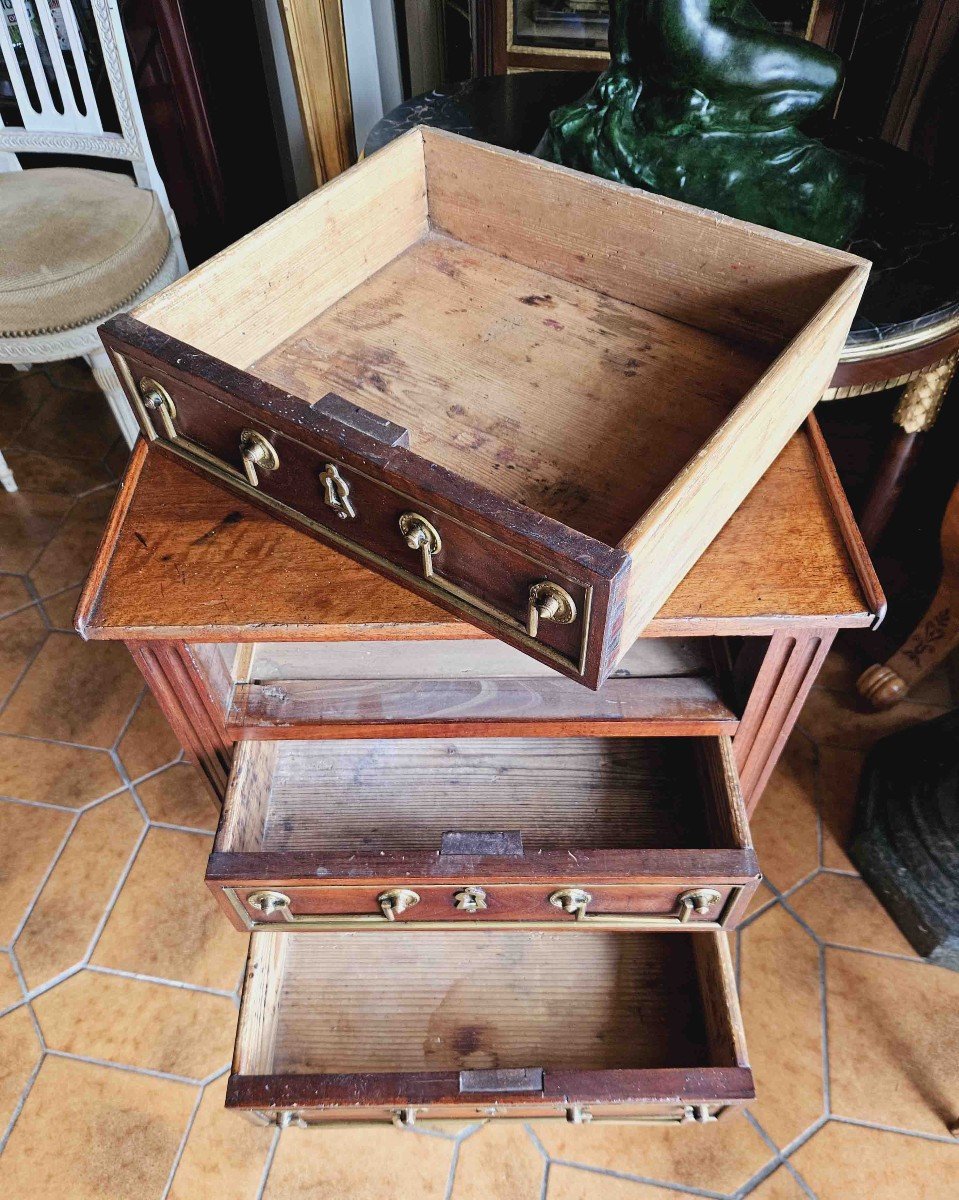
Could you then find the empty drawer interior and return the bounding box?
[216,736,750,857]
[235,930,746,1076]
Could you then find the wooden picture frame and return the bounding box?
[277,0,355,185]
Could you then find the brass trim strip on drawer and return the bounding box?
[222,885,745,932]
[252,1104,722,1128]
[114,353,594,677]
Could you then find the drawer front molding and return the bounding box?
[218,881,752,932]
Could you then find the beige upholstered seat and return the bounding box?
[0,167,171,338]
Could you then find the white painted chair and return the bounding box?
[0,0,186,462]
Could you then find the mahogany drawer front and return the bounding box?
[227,930,753,1125]
[207,735,758,931]
[217,880,751,932]
[106,341,624,688]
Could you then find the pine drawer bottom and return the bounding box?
[227,929,753,1126]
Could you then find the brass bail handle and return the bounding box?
[319,463,356,519]
[567,1103,715,1125]
[399,513,442,579]
[379,888,419,921]
[139,378,178,440]
[548,887,723,926]
[245,888,420,924]
[240,429,279,488]
[527,582,577,639]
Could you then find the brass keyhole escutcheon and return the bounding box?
[678,888,722,922]
[139,378,178,440]
[378,888,420,921]
[319,463,356,519]
[453,886,488,914]
[527,582,577,639]
[399,513,442,579]
[239,429,279,488]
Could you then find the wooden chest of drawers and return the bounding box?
[77,420,881,1126]
[99,127,867,687]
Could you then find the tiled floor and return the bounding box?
[1,362,958,1199]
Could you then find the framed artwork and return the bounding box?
[489,0,838,74]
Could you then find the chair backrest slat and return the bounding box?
[1,1,151,166]
[57,0,102,130]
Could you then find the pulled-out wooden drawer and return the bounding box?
[101,126,867,688]
[207,735,759,930]
[228,930,753,1125]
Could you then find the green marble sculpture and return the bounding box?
[536,0,863,246]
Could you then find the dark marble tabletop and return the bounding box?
[366,73,959,354]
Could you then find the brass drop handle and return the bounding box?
[139,378,178,440]
[453,886,488,913]
[399,513,442,579]
[567,1104,715,1125]
[527,582,577,639]
[319,463,356,519]
[270,1109,418,1130]
[240,429,279,487]
[380,888,419,921]
[245,888,420,925]
[548,887,724,927]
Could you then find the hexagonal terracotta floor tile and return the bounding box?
[0,800,73,945]
[789,1121,959,1199]
[0,734,122,808]
[0,1055,195,1199]
[33,969,235,1079]
[29,487,117,598]
[15,793,145,990]
[749,734,819,892]
[91,827,247,991]
[738,904,825,1148]
[117,691,181,781]
[450,1122,545,1200]
[263,1124,456,1200]
[826,948,959,1137]
[546,1164,703,1198]
[0,633,142,748]
[530,1111,774,1196]
[0,1003,42,1132]
[0,607,46,704]
[167,1073,274,1200]
[136,763,217,831]
[789,873,917,957]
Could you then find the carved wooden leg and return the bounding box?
[858,477,959,709]
[857,353,957,548]
[127,639,233,803]
[733,628,835,816]
[86,345,140,449]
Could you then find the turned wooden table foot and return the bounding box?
[858,475,959,709]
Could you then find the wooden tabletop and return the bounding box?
[78,420,883,643]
